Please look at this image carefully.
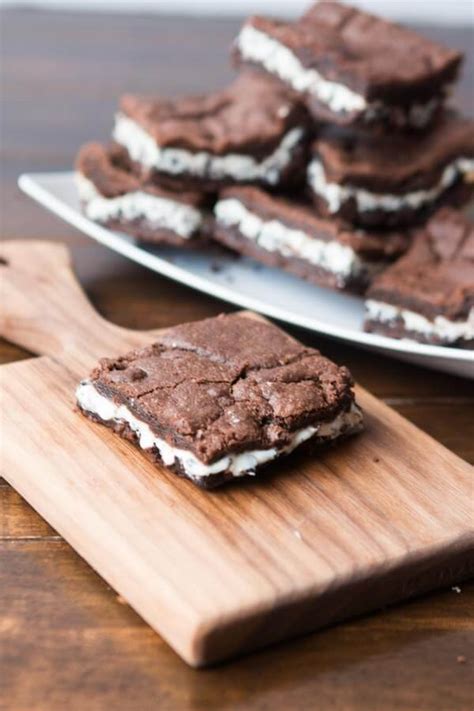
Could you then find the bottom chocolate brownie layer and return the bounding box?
[80,402,363,489]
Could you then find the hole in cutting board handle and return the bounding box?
[0,256,9,266]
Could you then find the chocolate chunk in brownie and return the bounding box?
[75,142,210,246]
[234,2,462,129]
[364,208,474,346]
[212,186,411,292]
[307,113,474,229]
[76,313,363,488]
[112,72,309,192]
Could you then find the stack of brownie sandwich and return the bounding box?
[75,1,474,348]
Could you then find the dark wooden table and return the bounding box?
[1,9,473,710]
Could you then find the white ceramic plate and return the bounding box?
[19,171,474,379]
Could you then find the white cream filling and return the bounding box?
[76,381,362,481]
[308,157,474,215]
[366,300,474,342]
[113,112,304,186]
[236,25,442,125]
[236,25,366,114]
[214,197,375,280]
[75,173,202,238]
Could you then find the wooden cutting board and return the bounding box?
[1,240,473,668]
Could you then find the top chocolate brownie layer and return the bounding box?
[367,208,474,320]
[218,186,411,261]
[312,113,474,193]
[118,72,307,158]
[76,141,206,206]
[241,2,462,105]
[89,314,355,463]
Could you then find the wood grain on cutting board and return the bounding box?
[0,240,473,667]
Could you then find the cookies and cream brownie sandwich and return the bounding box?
[307,113,474,229]
[75,142,209,246]
[234,1,462,130]
[76,313,363,489]
[213,187,411,292]
[365,209,474,347]
[112,72,308,192]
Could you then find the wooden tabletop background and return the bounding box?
[1,8,473,710]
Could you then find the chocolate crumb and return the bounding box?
[129,367,147,381]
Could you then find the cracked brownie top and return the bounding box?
[88,314,355,462]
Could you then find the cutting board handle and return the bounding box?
[0,240,152,372]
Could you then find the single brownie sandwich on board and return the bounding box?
[112,73,308,192]
[307,114,474,229]
[213,187,411,292]
[365,209,474,347]
[75,142,209,246]
[234,1,462,130]
[76,314,363,489]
